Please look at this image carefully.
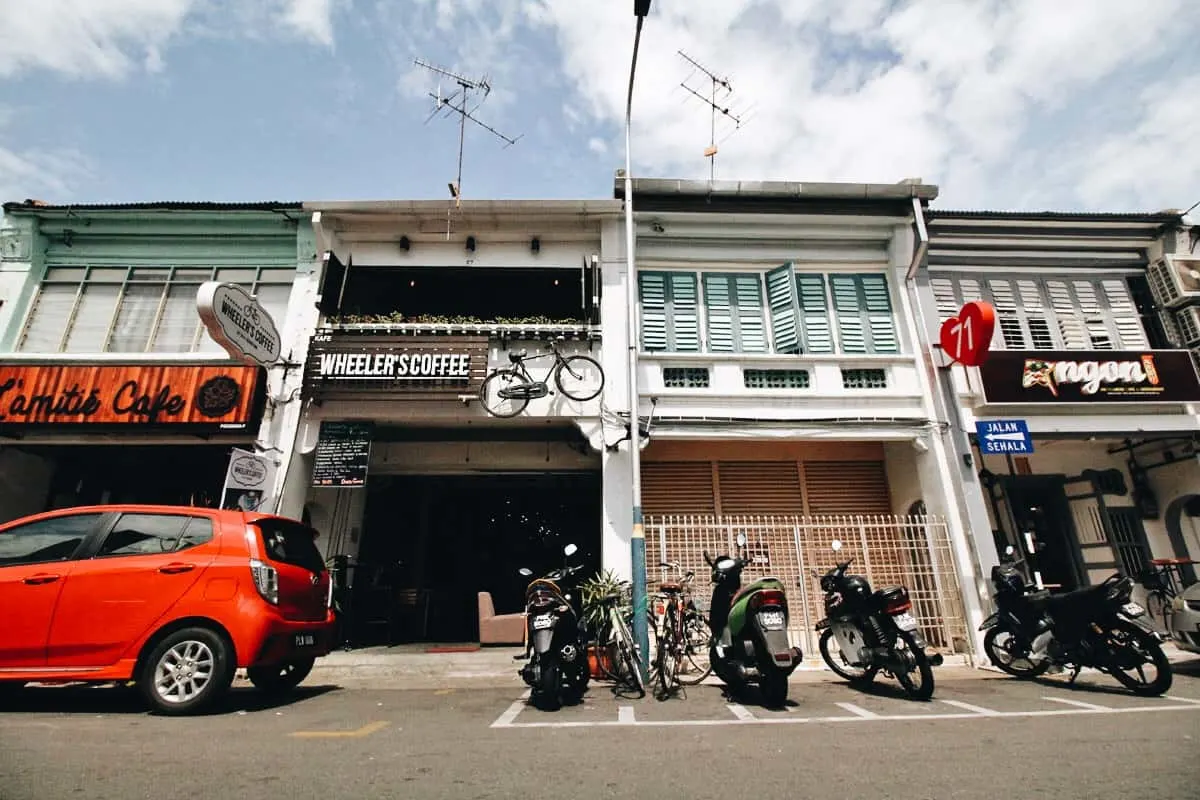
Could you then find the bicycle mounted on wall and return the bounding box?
[479,335,605,418]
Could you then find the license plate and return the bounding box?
[892,612,918,631]
[532,614,554,630]
[1122,602,1145,617]
[294,633,317,648]
[758,610,786,631]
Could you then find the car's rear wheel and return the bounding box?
[247,658,316,695]
[139,627,233,716]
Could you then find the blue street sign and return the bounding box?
[975,419,1034,455]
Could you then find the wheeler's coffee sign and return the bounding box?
[303,333,489,402]
[0,363,263,428]
[197,282,282,368]
[980,350,1200,404]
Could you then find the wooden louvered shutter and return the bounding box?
[1100,278,1149,349]
[829,275,866,353]
[859,274,898,353]
[638,272,669,351]
[803,461,891,515]
[765,263,801,354]
[669,273,701,352]
[733,274,768,352]
[716,462,804,514]
[642,462,716,515]
[797,274,834,353]
[703,274,736,352]
[1045,280,1088,349]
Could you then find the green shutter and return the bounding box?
[829,275,866,353]
[765,263,802,354]
[796,274,833,353]
[733,274,768,352]
[670,273,700,351]
[859,274,898,353]
[638,272,669,351]
[703,274,736,352]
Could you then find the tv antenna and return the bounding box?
[414,57,522,211]
[677,50,744,181]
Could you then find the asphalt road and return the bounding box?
[2,665,1199,800]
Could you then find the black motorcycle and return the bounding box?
[812,540,943,700]
[517,543,590,711]
[981,546,1172,696]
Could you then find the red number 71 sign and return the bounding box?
[939,300,996,367]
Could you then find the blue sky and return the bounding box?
[1,1,1197,213]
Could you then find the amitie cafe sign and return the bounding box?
[980,350,1200,404]
[303,333,489,401]
[0,363,263,428]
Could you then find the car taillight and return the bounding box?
[750,589,786,610]
[250,559,279,605]
[885,598,912,614]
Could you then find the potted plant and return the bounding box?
[580,569,631,680]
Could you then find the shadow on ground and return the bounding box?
[0,683,339,716]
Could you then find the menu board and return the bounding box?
[311,421,374,487]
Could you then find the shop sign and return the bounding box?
[979,350,1200,404]
[0,363,263,428]
[939,300,996,367]
[220,448,278,511]
[311,421,373,487]
[197,282,283,368]
[303,333,489,401]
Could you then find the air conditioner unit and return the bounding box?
[1157,310,1183,347]
[1175,306,1200,346]
[1146,254,1200,309]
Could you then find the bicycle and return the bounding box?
[1136,558,1198,630]
[479,336,604,418]
[649,561,712,696]
[592,588,646,698]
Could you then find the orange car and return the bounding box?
[0,505,335,715]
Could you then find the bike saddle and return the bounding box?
[658,581,683,593]
[508,349,527,363]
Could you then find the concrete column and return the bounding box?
[598,217,634,579]
[602,446,634,579]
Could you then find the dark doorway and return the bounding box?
[1002,476,1082,591]
[351,471,602,645]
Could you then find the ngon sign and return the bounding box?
[197,282,283,368]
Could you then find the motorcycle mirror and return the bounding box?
[736,532,748,548]
[1005,545,1015,556]
[518,567,533,577]
[831,539,843,552]
[564,543,578,557]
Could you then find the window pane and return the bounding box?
[98,514,189,557]
[253,519,326,574]
[0,514,99,566]
[256,268,298,284]
[107,283,164,352]
[217,268,258,283]
[18,284,77,352]
[63,284,121,352]
[86,268,128,283]
[253,284,292,333]
[176,517,215,551]
[151,283,203,352]
[44,268,87,281]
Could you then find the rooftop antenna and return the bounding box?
[677,50,743,181]
[414,57,522,229]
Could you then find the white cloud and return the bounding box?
[276,0,342,48]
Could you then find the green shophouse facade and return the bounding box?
[0,202,317,524]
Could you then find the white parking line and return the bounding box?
[489,689,530,728]
[727,704,756,721]
[940,700,1000,716]
[834,702,879,719]
[1043,696,1110,711]
[1165,695,1200,706]
[618,706,636,724]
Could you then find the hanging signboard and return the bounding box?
[939,301,996,367]
[311,421,374,487]
[302,333,489,401]
[197,281,283,368]
[979,350,1200,404]
[220,448,278,511]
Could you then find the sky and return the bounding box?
[0,0,1197,213]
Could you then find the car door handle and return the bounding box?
[23,573,61,585]
[158,563,196,575]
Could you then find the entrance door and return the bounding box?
[1002,476,1082,591]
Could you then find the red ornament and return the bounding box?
[939,301,996,367]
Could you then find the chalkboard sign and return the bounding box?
[311,421,374,487]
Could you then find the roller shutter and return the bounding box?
[716,461,804,514]
[641,462,715,515]
[803,461,891,514]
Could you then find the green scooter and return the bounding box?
[703,532,803,707]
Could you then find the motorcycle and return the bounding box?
[812,539,943,700]
[703,532,802,708]
[980,545,1173,696]
[517,543,590,711]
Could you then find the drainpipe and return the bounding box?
[898,197,991,663]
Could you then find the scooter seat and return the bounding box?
[659,581,683,592]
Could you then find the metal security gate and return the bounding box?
[646,513,970,658]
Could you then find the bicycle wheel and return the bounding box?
[654,605,683,699]
[554,355,604,402]
[1144,590,1170,631]
[479,369,530,418]
[677,611,713,685]
[613,610,646,695]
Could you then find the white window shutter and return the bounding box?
[18,284,77,352]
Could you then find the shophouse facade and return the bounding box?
[0,201,313,523]
[608,178,983,660]
[916,210,1200,603]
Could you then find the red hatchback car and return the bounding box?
[0,505,335,715]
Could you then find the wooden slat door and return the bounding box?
[716,461,804,514]
[641,462,716,515]
[803,461,891,514]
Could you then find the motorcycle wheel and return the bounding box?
[1105,621,1173,697]
[818,628,878,686]
[531,659,563,711]
[893,630,935,701]
[983,627,1050,679]
[710,642,743,691]
[759,669,789,708]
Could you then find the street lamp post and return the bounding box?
[625,0,652,678]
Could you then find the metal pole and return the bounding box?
[625,9,649,678]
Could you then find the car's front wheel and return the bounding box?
[247,658,316,695]
[139,627,234,716]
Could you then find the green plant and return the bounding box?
[328,312,586,326]
[581,568,631,632]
